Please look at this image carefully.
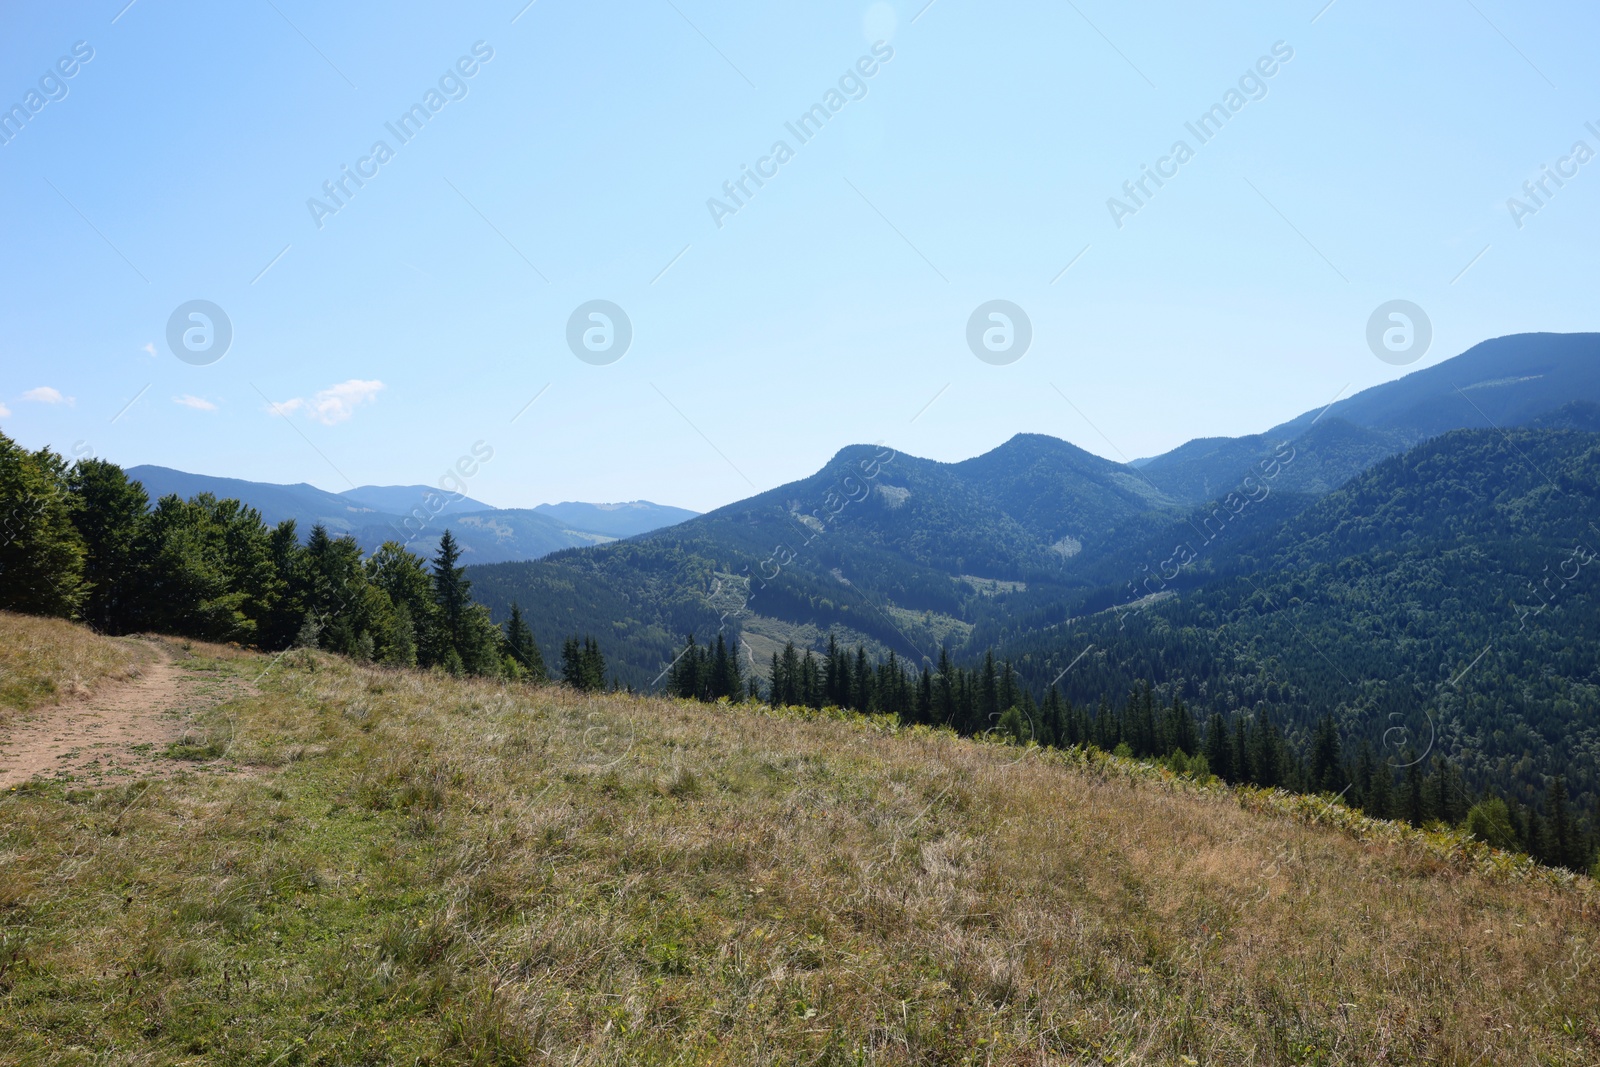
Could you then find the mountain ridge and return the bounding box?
[121,465,698,565]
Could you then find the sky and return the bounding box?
[1,0,1596,513]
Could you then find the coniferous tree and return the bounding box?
[713,633,741,700]
[430,530,470,658]
[1548,776,1576,870]
[1309,716,1344,794]
[1367,760,1395,819]
[503,602,546,681]
[980,651,999,730]
[935,647,956,726]
[1204,713,1233,782]
[853,645,873,712]
[1404,751,1428,827]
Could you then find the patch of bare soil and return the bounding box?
[0,639,247,788]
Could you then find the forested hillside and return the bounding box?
[1003,428,1600,828]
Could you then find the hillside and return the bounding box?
[0,611,143,721]
[1002,427,1600,820]
[470,437,1183,688]
[1,617,1596,1063]
[1140,332,1600,505]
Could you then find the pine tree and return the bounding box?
[1548,776,1576,870]
[935,647,955,726]
[430,530,470,661]
[1204,713,1233,781]
[1309,716,1344,794]
[1404,751,1428,827]
[1367,760,1395,819]
[503,602,546,681]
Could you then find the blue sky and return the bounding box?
[1,0,1596,513]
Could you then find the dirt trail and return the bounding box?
[0,640,237,788]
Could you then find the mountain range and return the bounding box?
[122,465,698,565]
[468,332,1600,816]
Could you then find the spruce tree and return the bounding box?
[1404,751,1428,827]
[853,645,873,712]
[430,530,470,661]
[980,651,999,728]
[503,602,546,681]
[935,648,955,726]
[1367,761,1395,819]
[1204,713,1233,782]
[1548,776,1575,870]
[1309,716,1344,794]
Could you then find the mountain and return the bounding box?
[469,332,1600,697]
[338,484,495,517]
[122,465,695,564]
[1000,425,1600,821]
[468,436,1187,687]
[533,500,700,539]
[126,465,374,534]
[1140,332,1600,504]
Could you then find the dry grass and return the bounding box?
[0,611,145,722]
[0,632,1597,1065]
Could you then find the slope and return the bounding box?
[1004,427,1600,819]
[1140,331,1600,505]
[1,624,1594,1063]
[469,438,1183,686]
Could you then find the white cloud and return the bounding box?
[142,342,157,357]
[0,403,10,418]
[173,394,218,411]
[22,386,73,406]
[267,379,384,425]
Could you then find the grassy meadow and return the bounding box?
[0,616,1596,1065]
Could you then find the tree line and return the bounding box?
[0,435,604,683]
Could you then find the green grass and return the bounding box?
[0,611,144,719]
[1,630,1597,1065]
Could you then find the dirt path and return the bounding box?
[0,639,242,788]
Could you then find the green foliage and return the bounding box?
[1467,797,1518,850]
[0,441,533,683]
[502,603,546,682]
[561,636,607,691]
[0,431,86,617]
[67,457,148,631]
